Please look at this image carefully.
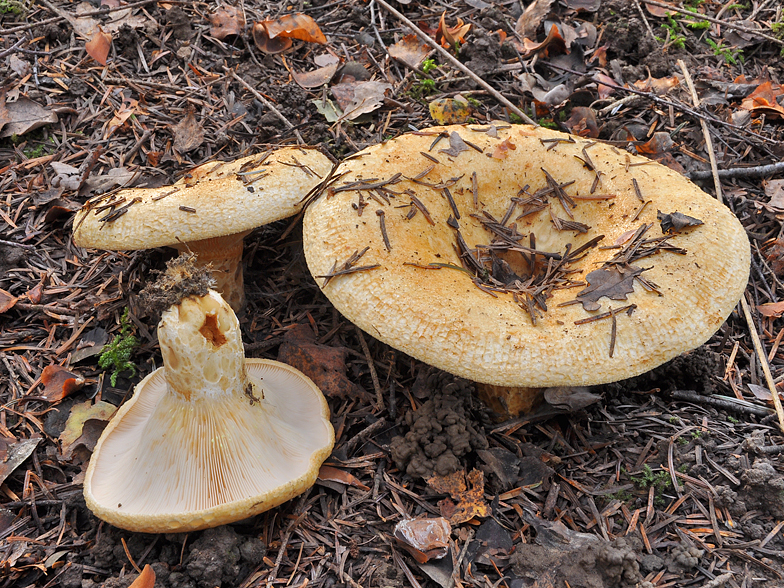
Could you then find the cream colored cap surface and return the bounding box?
[303,124,750,388]
[73,147,333,250]
[84,290,334,533]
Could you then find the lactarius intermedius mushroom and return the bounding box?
[73,147,333,311]
[84,289,334,532]
[303,123,750,417]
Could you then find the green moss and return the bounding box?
[99,308,139,386]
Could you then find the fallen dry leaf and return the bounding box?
[278,324,367,398]
[0,289,18,314]
[633,74,679,95]
[0,438,41,487]
[576,266,643,312]
[209,5,244,39]
[291,54,340,89]
[388,34,431,70]
[436,12,471,49]
[331,80,391,120]
[428,96,471,125]
[40,365,86,403]
[172,107,205,153]
[757,301,784,318]
[427,469,490,525]
[521,23,567,57]
[741,82,784,119]
[644,0,676,17]
[318,465,370,490]
[258,13,327,46]
[129,564,156,588]
[105,99,138,138]
[563,106,599,138]
[0,96,59,138]
[764,179,784,210]
[515,0,557,40]
[85,29,112,66]
[60,399,117,458]
[657,210,704,234]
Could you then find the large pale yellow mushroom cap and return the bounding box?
[303,124,750,390]
[73,147,333,310]
[84,290,334,533]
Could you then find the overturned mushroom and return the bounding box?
[84,289,334,532]
[73,147,333,310]
[303,124,750,416]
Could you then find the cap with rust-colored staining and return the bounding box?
[73,147,333,310]
[303,124,750,414]
[83,289,334,533]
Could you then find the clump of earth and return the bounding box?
[510,535,650,588]
[390,369,488,478]
[81,525,265,588]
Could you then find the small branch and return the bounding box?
[679,59,722,203]
[688,161,784,180]
[642,0,784,46]
[741,296,784,433]
[373,0,537,126]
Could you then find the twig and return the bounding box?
[373,0,537,126]
[0,38,26,59]
[356,327,384,411]
[0,238,36,250]
[633,0,657,41]
[678,59,722,203]
[671,389,771,417]
[741,296,784,432]
[688,161,784,180]
[225,68,304,144]
[642,0,784,46]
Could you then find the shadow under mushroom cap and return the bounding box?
[303,123,750,389]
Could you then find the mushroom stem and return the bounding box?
[158,289,252,402]
[174,231,251,312]
[475,384,544,419]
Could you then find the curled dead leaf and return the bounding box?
[394,517,451,563]
[740,81,784,119]
[633,74,679,95]
[436,11,471,49]
[40,365,86,403]
[261,13,327,45]
[252,22,292,54]
[85,29,112,66]
[318,465,370,490]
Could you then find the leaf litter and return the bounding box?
[0,0,783,587]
